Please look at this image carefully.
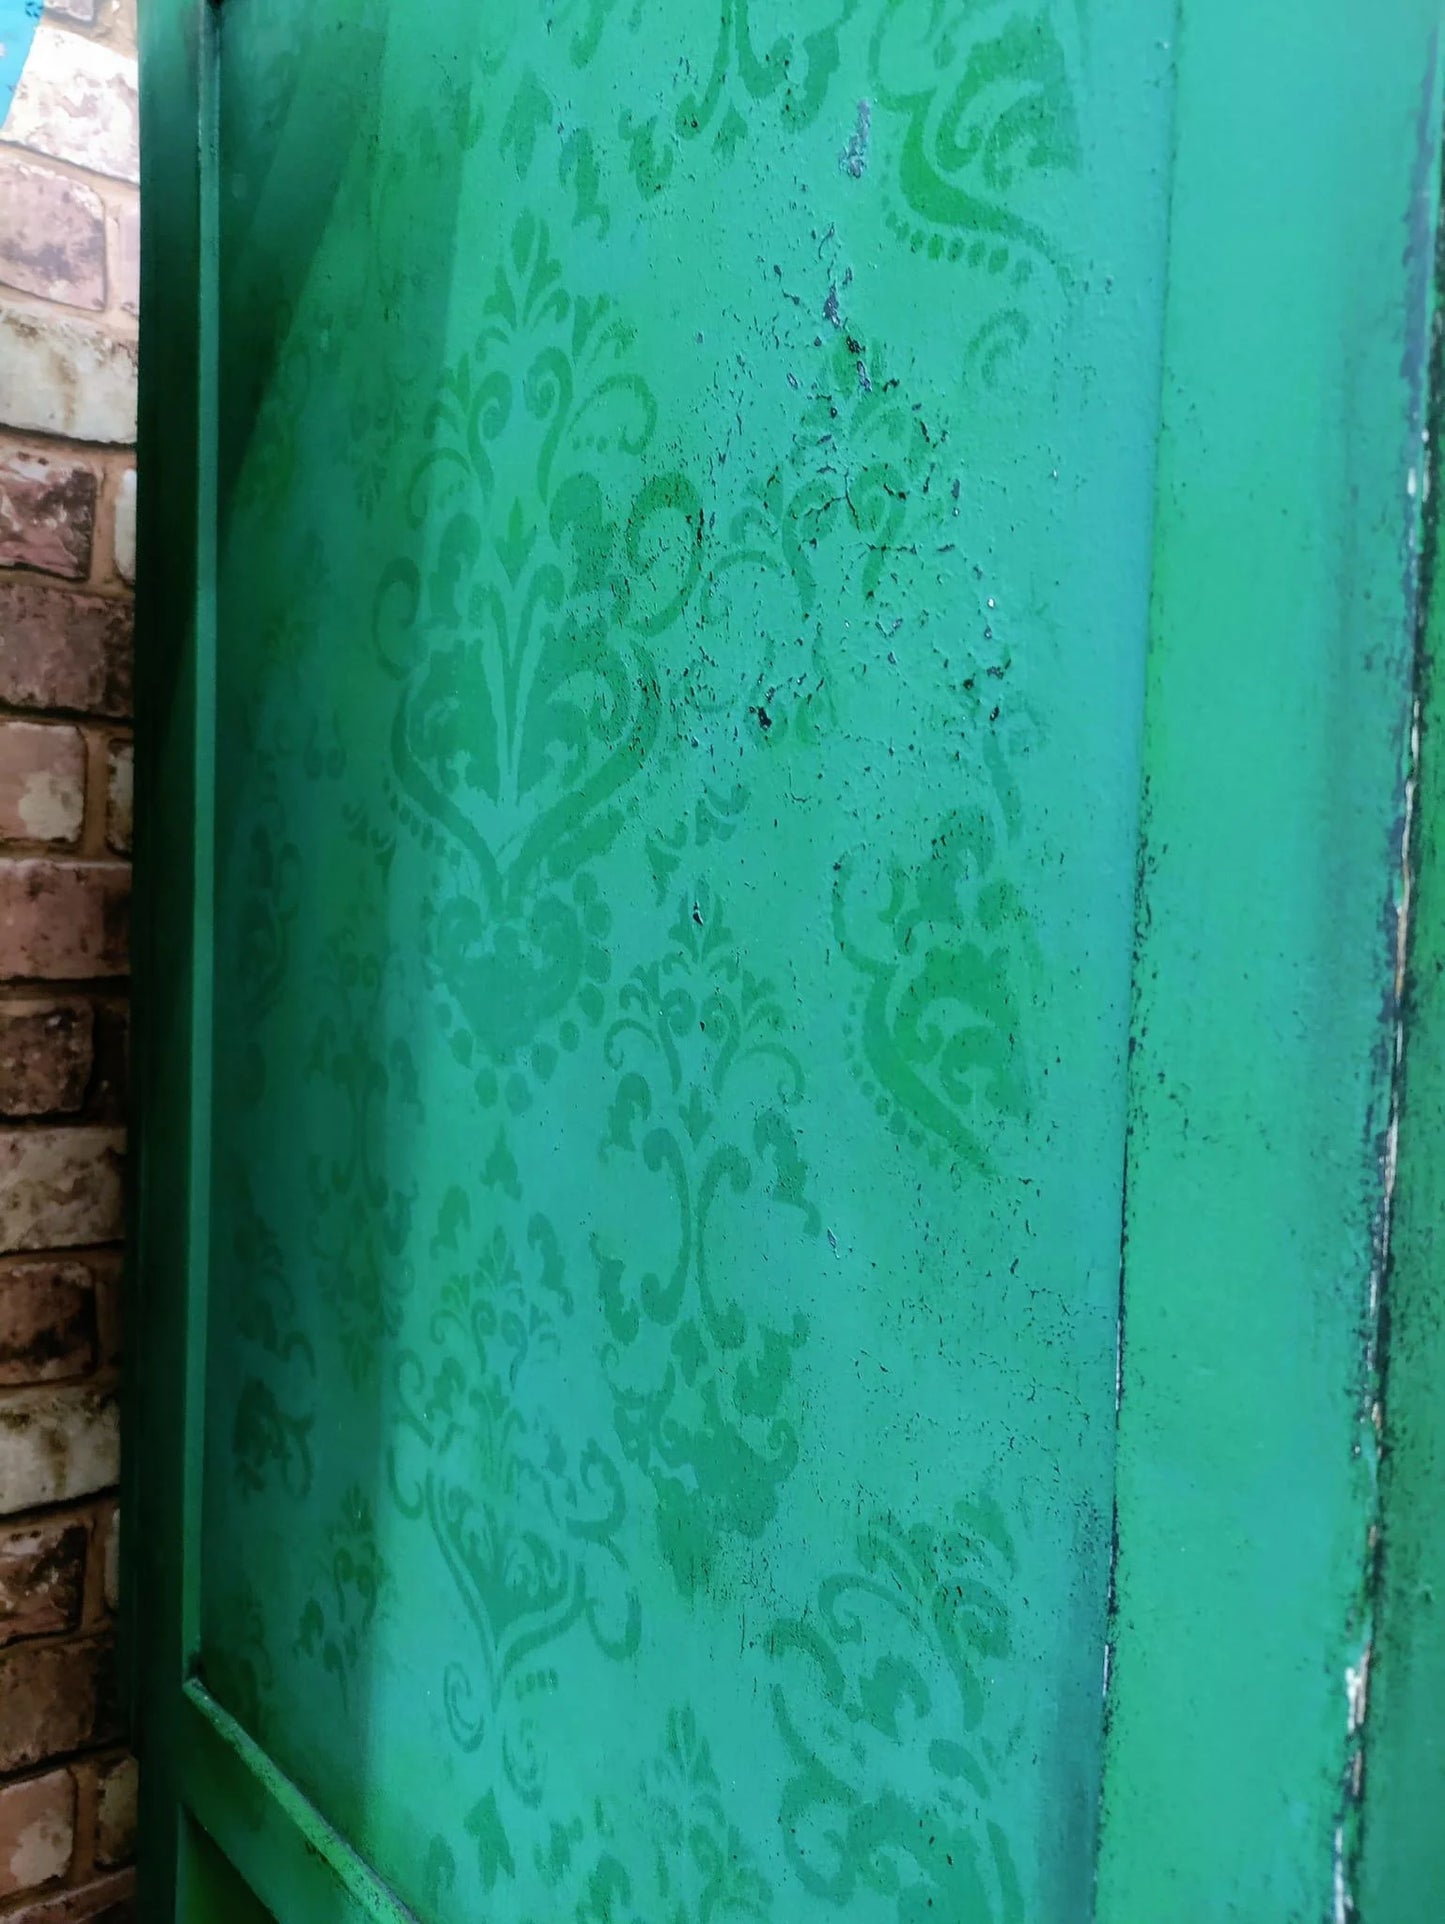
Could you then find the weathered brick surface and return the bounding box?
[91,1755,133,1869]
[0,1638,119,1774]
[0,159,105,312]
[101,745,129,858]
[0,724,86,847]
[0,1767,75,1897]
[0,307,137,446]
[108,471,132,587]
[0,582,132,718]
[0,1004,94,1118]
[82,1008,125,1127]
[0,453,97,581]
[2,8,137,1871]
[0,863,129,980]
[0,1390,119,1513]
[98,1507,116,1616]
[5,1868,135,1920]
[4,28,139,185]
[0,1519,88,1646]
[0,1129,124,1252]
[0,1259,97,1385]
[110,205,137,323]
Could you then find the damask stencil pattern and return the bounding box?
[201,0,1175,1915]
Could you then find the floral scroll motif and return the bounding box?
[304,907,422,1390]
[295,1484,389,1715]
[523,1706,772,1921]
[834,706,1041,1175]
[203,1578,279,1744]
[389,1158,640,1822]
[227,1176,315,1502]
[770,1498,1025,1921]
[372,214,705,1108]
[594,888,818,1595]
[869,0,1084,388]
[621,0,859,197]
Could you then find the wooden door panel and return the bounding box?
[133,2,1445,1918]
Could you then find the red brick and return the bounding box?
[0,1259,98,1384]
[103,742,130,855]
[84,1005,125,1124]
[0,723,86,846]
[0,580,132,718]
[5,28,139,185]
[0,158,105,311]
[0,1128,124,1252]
[0,452,97,580]
[0,1768,75,1897]
[6,1868,135,1921]
[99,1503,117,1613]
[0,1003,94,1118]
[0,1637,119,1773]
[0,1518,88,1646]
[0,863,129,979]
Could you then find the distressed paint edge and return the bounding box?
[1095,2,1445,1916]
[1334,37,1445,1918]
[1357,50,1445,1919]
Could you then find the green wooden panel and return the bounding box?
[1095,4,1444,1919]
[131,0,215,1911]
[178,1817,278,1924]
[133,2,1445,1918]
[192,2,1174,1919]
[176,1684,415,1924]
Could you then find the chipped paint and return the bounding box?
[839,98,870,179]
[1356,33,1445,1917]
[1097,4,1445,1919]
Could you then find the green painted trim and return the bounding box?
[177,1684,418,1924]
[178,1816,278,1924]
[181,0,220,1672]
[1358,100,1445,1921]
[1096,4,1445,1918]
[132,0,215,1912]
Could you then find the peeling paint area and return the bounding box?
[1097,8,1445,1921]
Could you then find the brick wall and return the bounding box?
[0,2,137,1917]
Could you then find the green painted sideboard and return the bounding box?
[131,3,1445,1918]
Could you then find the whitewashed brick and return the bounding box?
[0,1768,75,1897]
[0,304,136,445]
[0,1127,124,1253]
[0,1388,119,1510]
[4,26,139,184]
